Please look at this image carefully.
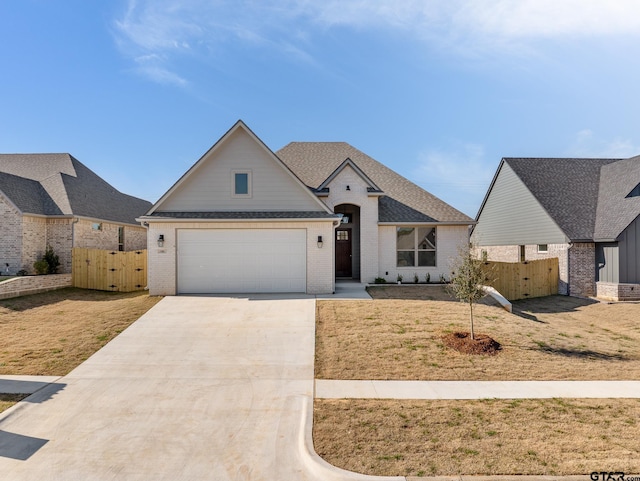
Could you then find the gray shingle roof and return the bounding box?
[0,154,152,225]
[276,142,473,223]
[148,211,339,219]
[594,155,640,241]
[504,158,619,241]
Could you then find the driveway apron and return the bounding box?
[0,296,324,480]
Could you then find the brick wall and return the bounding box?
[46,218,73,273]
[73,219,146,251]
[379,225,469,283]
[597,282,640,301]
[147,221,335,296]
[568,242,595,297]
[0,196,22,274]
[321,166,379,282]
[0,274,72,300]
[21,216,48,274]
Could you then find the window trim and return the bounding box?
[396,226,437,268]
[537,244,548,253]
[232,170,252,198]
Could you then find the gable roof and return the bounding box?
[0,154,152,224]
[276,142,473,224]
[500,158,619,241]
[146,120,336,219]
[594,155,640,241]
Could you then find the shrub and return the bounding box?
[43,245,60,274]
[33,260,49,275]
[374,277,387,284]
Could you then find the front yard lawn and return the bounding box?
[314,286,640,477]
[315,286,640,380]
[0,288,161,376]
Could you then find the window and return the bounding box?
[336,230,349,241]
[537,244,548,253]
[519,245,525,262]
[626,183,640,198]
[396,227,436,267]
[232,170,251,197]
[118,226,125,252]
[92,223,102,231]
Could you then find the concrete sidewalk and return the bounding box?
[315,379,640,399]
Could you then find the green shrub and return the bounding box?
[43,245,60,274]
[374,277,387,284]
[33,260,49,275]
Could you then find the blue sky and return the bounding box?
[2,1,640,217]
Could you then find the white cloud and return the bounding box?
[567,129,640,158]
[112,0,640,85]
[411,142,495,217]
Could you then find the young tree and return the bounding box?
[448,244,487,340]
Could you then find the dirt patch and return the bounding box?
[442,332,501,355]
[314,398,640,477]
[315,286,640,380]
[0,288,162,376]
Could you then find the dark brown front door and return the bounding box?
[335,228,352,278]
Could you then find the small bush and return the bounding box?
[374,277,387,284]
[33,260,49,275]
[16,269,28,276]
[43,245,60,274]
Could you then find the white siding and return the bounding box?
[472,162,567,246]
[158,129,322,212]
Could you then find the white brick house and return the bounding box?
[0,154,151,274]
[141,121,473,295]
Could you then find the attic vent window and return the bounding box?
[626,183,640,198]
[232,170,252,197]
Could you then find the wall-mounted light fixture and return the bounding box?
[317,235,323,248]
[157,234,165,247]
[346,185,351,191]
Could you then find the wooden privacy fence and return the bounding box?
[72,248,147,292]
[480,258,559,301]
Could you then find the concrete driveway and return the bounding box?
[0,295,389,481]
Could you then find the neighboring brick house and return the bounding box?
[0,154,152,275]
[472,157,640,300]
[140,120,474,295]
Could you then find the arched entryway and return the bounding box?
[334,204,361,280]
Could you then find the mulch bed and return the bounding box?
[442,332,502,355]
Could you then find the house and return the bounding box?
[472,156,640,300]
[0,154,152,275]
[140,120,474,295]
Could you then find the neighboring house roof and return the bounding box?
[594,155,640,241]
[501,158,619,241]
[0,154,152,225]
[477,156,640,243]
[276,142,473,223]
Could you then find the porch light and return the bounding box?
[346,185,350,191]
[157,234,165,247]
[317,235,323,248]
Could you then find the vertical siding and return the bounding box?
[473,162,566,246]
[619,216,640,283]
[158,129,322,212]
[596,243,619,283]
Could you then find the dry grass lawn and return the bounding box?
[0,288,161,376]
[314,286,640,476]
[315,285,640,380]
[314,398,640,477]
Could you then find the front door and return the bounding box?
[335,228,352,278]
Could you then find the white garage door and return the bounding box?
[177,229,307,294]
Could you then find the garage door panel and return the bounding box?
[177,229,306,293]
